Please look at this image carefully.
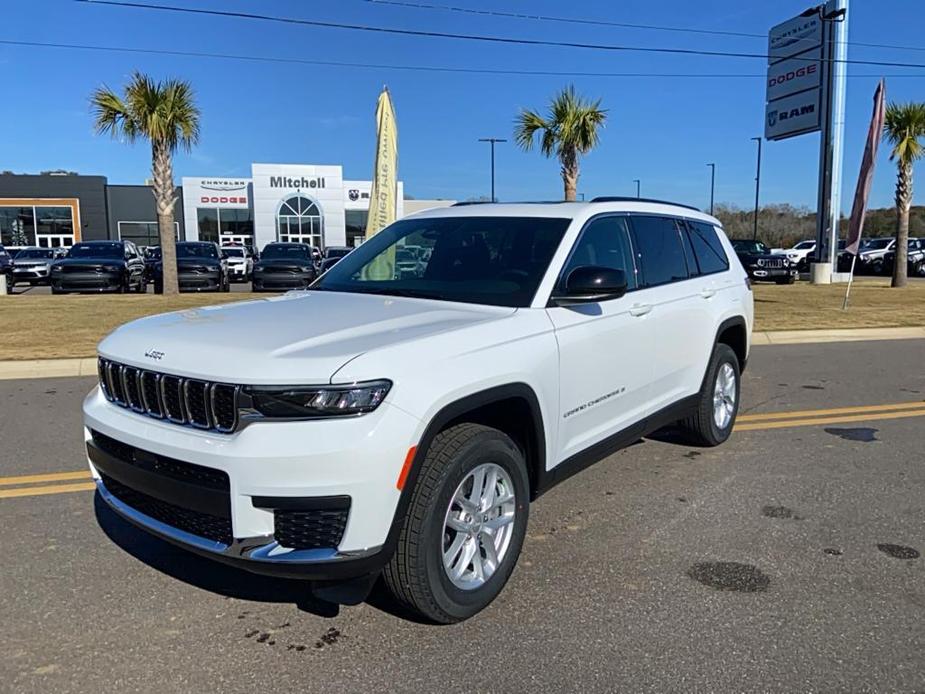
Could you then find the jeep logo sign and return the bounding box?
[765,89,821,141]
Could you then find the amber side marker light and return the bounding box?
[396,446,417,491]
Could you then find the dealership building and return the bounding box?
[0,164,452,251]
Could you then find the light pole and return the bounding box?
[751,137,762,240]
[478,137,506,202]
[706,163,715,215]
[633,179,641,198]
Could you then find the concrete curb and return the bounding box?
[0,327,923,380]
[751,326,925,346]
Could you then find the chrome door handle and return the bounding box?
[629,303,652,317]
[700,288,716,299]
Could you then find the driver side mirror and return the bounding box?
[552,266,628,306]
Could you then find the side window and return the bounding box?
[629,216,689,287]
[686,221,729,275]
[560,216,637,291]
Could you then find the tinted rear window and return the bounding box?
[629,216,689,287]
[686,221,729,275]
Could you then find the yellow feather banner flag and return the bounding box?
[363,87,398,280]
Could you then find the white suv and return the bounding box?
[84,199,753,622]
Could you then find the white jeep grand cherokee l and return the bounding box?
[84,199,753,623]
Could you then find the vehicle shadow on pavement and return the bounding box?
[93,492,341,618]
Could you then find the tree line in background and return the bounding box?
[713,203,925,249]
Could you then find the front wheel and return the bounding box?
[383,423,529,624]
[775,275,795,285]
[679,343,741,446]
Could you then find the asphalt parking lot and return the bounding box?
[2,339,923,693]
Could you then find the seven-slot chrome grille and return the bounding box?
[98,358,240,433]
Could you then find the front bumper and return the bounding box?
[12,267,50,284]
[747,266,797,280]
[53,271,122,291]
[83,386,421,579]
[178,270,222,291]
[252,271,313,290]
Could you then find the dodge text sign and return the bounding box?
[765,89,821,141]
[766,46,821,102]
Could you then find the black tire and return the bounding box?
[153,280,163,295]
[382,423,530,624]
[221,273,230,292]
[775,276,795,285]
[679,343,741,446]
[51,286,63,295]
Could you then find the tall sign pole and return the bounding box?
[814,0,848,283]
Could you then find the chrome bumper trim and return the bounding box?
[95,479,380,565]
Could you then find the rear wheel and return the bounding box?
[679,343,740,446]
[775,275,795,285]
[383,423,529,624]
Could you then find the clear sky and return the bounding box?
[2,0,923,212]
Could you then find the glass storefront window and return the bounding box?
[0,207,37,246]
[118,221,179,247]
[345,210,368,248]
[198,208,219,243]
[276,195,323,248]
[219,208,253,236]
[35,206,73,236]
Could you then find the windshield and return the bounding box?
[15,249,54,259]
[315,216,570,307]
[325,248,351,259]
[794,241,814,249]
[177,243,218,259]
[732,240,770,254]
[262,245,311,260]
[863,238,892,250]
[223,247,245,258]
[67,243,122,259]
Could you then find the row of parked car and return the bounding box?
[773,237,925,277]
[0,241,354,294]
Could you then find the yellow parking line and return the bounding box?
[735,407,925,432]
[0,470,92,487]
[738,400,925,422]
[0,482,97,499]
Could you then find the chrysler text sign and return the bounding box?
[765,90,820,140]
[766,46,821,102]
[768,12,822,63]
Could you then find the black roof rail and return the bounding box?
[590,196,703,212]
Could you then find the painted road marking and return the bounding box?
[1,400,924,499]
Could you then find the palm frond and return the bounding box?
[883,101,925,165]
[514,109,549,153]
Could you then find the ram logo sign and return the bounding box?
[765,90,821,141]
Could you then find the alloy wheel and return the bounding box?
[712,362,737,430]
[442,463,516,591]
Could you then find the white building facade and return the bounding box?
[182,163,410,251]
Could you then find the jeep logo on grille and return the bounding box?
[144,349,165,361]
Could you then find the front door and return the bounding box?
[546,215,656,464]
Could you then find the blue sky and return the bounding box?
[2,0,924,212]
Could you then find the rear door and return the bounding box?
[546,215,656,463]
[627,215,716,412]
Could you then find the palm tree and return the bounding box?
[882,102,925,288]
[514,85,607,201]
[91,72,201,294]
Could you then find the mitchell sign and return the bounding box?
[269,176,326,189]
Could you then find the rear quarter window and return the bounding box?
[686,221,729,275]
[629,215,689,287]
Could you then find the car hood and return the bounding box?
[255,258,313,268]
[177,257,221,268]
[14,258,52,266]
[53,258,123,267]
[736,252,784,262]
[98,290,515,384]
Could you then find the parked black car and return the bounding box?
[319,245,352,274]
[881,238,925,278]
[51,240,146,294]
[252,242,318,291]
[0,245,12,287]
[152,242,230,293]
[731,239,797,284]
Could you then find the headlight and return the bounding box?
[102,264,123,272]
[242,380,391,419]
[51,265,63,273]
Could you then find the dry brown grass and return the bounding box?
[0,294,247,361]
[1,279,923,360]
[752,278,925,331]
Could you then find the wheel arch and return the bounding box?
[714,315,748,374]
